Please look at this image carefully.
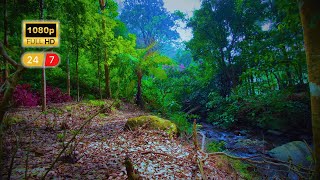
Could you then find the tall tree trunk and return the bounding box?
[299,0,320,178]
[76,43,79,102]
[41,66,46,111]
[66,54,70,96]
[104,62,111,99]
[135,69,143,108]
[219,47,232,97]
[40,0,46,111]
[98,55,102,99]
[99,0,112,99]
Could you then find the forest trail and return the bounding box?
[3,101,236,179]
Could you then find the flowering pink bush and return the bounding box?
[10,84,72,107]
[13,84,40,106]
[46,86,72,103]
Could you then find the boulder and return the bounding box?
[124,115,178,136]
[268,141,312,168]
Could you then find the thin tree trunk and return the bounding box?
[135,69,143,108]
[219,47,232,96]
[104,62,111,99]
[299,1,320,178]
[66,54,70,96]
[40,0,46,111]
[98,55,102,99]
[41,68,46,111]
[285,64,293,87]
[76,43,79,102]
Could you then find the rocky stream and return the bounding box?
[200,122,314,179]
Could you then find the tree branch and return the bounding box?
[0,42,20,68]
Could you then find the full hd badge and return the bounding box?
[22,20,60,48]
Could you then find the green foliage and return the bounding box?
[3,116,24,127]
[227,158,252,180]
[57,133,65,142]
[2,0,310,138]
[206,141,254,179]
[206,92,237,128]
[169,113,193,135]
[87,100,106,107]
[207,89,310,129]
[206,141,226,152]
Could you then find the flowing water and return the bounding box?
[199,122,313,179]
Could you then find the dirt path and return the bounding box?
[2,101,235,179]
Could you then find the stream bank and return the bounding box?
[199,122,313,179]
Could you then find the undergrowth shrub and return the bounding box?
[87,100,106,106]
[206,90,311,130]
[13,84,40,106]
[206,92,237,128]
[226,158,253,179]
[206,141,226,152]
[46,86,72,103]
[169,113,193,135]
[206,141,255,179]
[9,84,71,107]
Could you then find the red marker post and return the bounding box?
[45,53,60,67]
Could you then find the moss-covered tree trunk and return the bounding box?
[298,0,320,178]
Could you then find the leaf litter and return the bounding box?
[3,101,237,179]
